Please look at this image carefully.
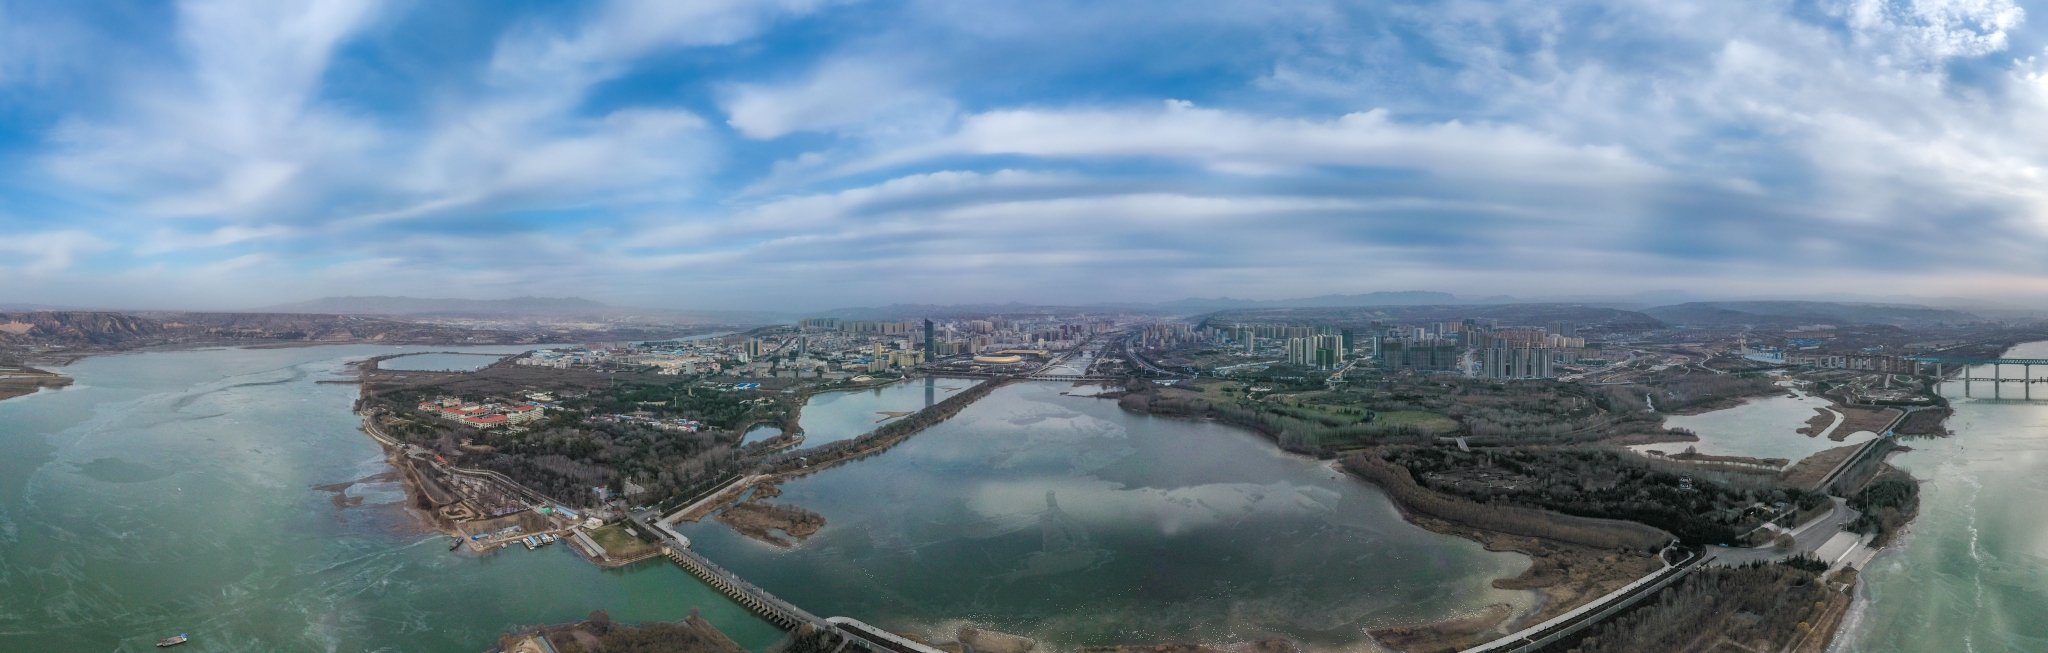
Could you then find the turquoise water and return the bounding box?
[0,346,780,652]
[677,381,1534,649]
[1836,341,2048,652]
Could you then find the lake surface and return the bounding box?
[0,346,781,652]
[379,351,519,372]
[741,425,783,446]
[1631,386,1877,463]
[794,378,984,446]
[1836,341,2048,652]
[676,381,1533,649]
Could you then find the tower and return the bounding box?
[924,319,936,360]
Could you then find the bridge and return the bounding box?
[1021,373,1125,382]
[1903,356,2048,399]
[1460,548,1705,653]
[627,513,947,653]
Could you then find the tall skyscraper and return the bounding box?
[924,319,936,360]
[1287,337,1312,365]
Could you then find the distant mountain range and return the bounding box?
[1640,301,1983,328]
[253,296,785,325]
[259,295,612,317]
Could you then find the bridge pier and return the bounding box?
[1996,364,2002,399]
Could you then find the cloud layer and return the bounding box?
[0,0,2044,309]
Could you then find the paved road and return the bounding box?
[1708,497,1861,567]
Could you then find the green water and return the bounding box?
[0,346,780,653]
[1836,341,2048,652]
[0,347,1533,652]
[677,381,1533,649]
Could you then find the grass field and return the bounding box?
[586,524,660,559]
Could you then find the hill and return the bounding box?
[259,296,611,317]
[1643,301,1980,328]
[0,311,563,352]
[0,312,168,346]
[1198,303,1664,330]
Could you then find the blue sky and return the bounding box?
[0,0,2042,310]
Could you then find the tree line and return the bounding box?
[1554,562,1840,653]
[1380,446,1827,545]
[1340,451,1671,551]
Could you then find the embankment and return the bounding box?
[0,368,72,401]
[762,377,1018,477]
[1339,452,1671,552]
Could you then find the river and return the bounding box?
[0,346,783,652]
[1834,341,2048,652]
[675,381,1532,650]
[0,347,1537,652]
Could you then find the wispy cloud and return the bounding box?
[1,0,2047,309]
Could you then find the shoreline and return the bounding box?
[1109,386,1665,652]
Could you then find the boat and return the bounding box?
[449,537,464,551]
[157,634,188,647]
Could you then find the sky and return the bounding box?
[0,0,2044,311]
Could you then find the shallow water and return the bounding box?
[1836,341,2048,652]
[1632,387,1877,463]
[794,377,983,445]
[0,346,781,652]
[378,351,519,372]
[677,382,1534,649]
[741,424,783,446]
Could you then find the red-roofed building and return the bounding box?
[462,415,510,427]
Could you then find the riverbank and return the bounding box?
[0,366,71,401]
[1108,385,1666,651]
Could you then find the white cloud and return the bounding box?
[43,0,385,220]
[136,224,295,254]
[0,231,111,274]
[722,58,955,139]
[857,101,1663,190]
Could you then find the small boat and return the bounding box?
[157,634,189,647]
[449,538,464,551]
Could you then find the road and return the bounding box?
[1708,497,1861,567]
[1121,333,1174,376]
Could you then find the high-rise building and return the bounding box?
[924,319,936,360]
[1481,346,1555,380]
[743,339,763,359]
[1548,321,1578,338]
[1287,337,1313,365]
[1311,334,1345,369]
[1340,328,1355,353]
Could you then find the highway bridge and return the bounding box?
[1905,356,2048,398]
[627,513,947,653]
